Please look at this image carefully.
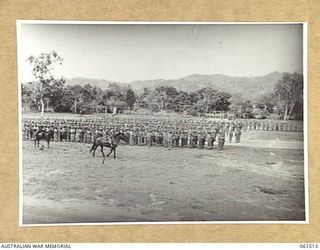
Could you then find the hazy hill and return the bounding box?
[65,71,285,100]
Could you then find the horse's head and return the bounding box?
[113,132,128,142]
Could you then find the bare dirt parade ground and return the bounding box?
[21,115,305,225]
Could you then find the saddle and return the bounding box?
[33,131,44,140]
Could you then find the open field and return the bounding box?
[22,131,305,224]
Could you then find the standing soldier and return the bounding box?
[235,126,242,143]
[225,122,230,137]
[129,130,134,146]
[159,129,164,146]
[144,129,149,146]
[257,121,261,131]
[75,126,81,142]
[273,121,277,131]
[133,129,139,146]
[217,127,226,150]
[228,124,234,143]
[146,129,152,147]
[212,126,218,147]
[66,125,70,142]
[173,130,180,147]
[279,122,283,131]
[84,126,91,143]
[32,123,38,138]
[206,131,213,150]
[71,126,76,142]
[187,129,193,148]
[167,130,173,148]
[138,130,144,146]
[90,127,95,143]
[54,126,59,142]
[253,121,257,130]
[163,130,168,147]
[179,130,187,148]
[198,130,205,149]
[294,122,298,132]
[288,121,293,131]
[154,130,160,146]
[22,123,27,140]
[192,130,198,148]
[83,126,88,143]
[60,126,65,141]
[299,122,303,132]
[265,121,270,131]
[49,125,54,140]
[57,123,62,141]
[283,122,287,131]
[79,126,84,142]
[26,123,32,140]
[142,129,148,146]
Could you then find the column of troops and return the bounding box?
[22,117,303,150]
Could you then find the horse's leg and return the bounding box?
[34,139,37,148]
[113,147,116,159]
[92,145,97,157]
[47,139,50,149]
[100,145,105,157]
[106,147,113,157]
[89,143,95,153]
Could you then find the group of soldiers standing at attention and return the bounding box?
[22,116,303,150]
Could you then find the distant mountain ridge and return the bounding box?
[65,71,285,100]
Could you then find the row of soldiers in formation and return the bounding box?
[22,116,303,149]
[75,117,303,132]
[22,117,247,150]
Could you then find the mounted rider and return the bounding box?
[105,130,114,145]
[33,124,45,139]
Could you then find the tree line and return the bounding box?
[21,51,304,120]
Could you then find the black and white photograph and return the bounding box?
[18,21,307,225]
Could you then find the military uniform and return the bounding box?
[192,130,198,148]
[179,131,187,148]
[138,131,144,146]
[206,132,213,149]
[228,126,234,143]
[33,125,44,139]
[217,128,226,150]
[173,131,179,147]
[167,131,173,148]
[198,131,205,149]
[54,127,59,141]
[235,127,241,143]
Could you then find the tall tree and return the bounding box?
[69,85,84,114]
[126,89,136,111]
[254,92,276,112]
[47,78,66,111]
[154,86,178,110]
[196,87,218,115]
[26,51,63,117]
[274,72,303,121]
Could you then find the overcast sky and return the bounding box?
[18,23,303,83]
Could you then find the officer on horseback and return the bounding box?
[33,125,44,139]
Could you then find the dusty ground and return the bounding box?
[22,131,305,224]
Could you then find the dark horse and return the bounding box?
[89,132,127,158]
[33,131,53,149]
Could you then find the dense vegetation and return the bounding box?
[21,51,304,120]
